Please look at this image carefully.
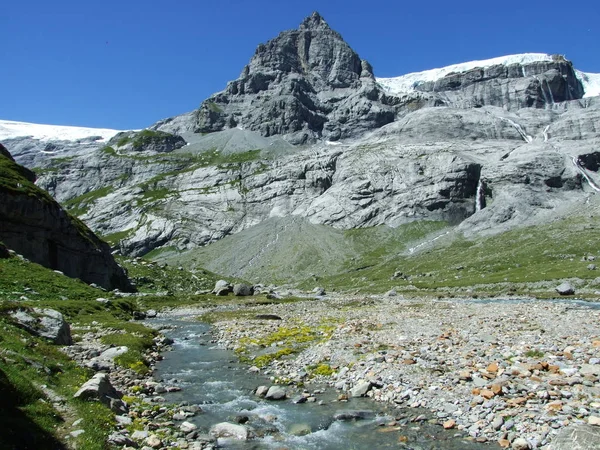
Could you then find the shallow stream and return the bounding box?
[152,319,494,449]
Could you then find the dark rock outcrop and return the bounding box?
[155,12,395,144]
[0,144,133,291]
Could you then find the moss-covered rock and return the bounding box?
[109,130,186,153]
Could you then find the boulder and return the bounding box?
[255,386,269,397]
[556,282,575,295]
[180,421,198,433]
[511,437,531,450]
[265,385,287,400]
[213,280,232,296]
[209,422,249,440]
[73,373,121,407]
[313,287,326,296]
[107,432,136,447]
[10,308,72,345]
[233,283,254,296]
[551,425,600,450]
[350,380,372,397]
[333,410,375,421]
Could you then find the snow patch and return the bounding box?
[377,53,555,95]
[575,70,600,98]
[0,119,122,142]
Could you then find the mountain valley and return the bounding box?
[2,11,600,450]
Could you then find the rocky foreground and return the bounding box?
[204,295,600,449]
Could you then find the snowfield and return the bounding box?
[0,119,121,142]
[377,53,600,98]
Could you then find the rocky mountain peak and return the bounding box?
[246,11,366,87]
[155,13,393,143]
[299,11,330,31]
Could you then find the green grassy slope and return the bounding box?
[314,214,600,295]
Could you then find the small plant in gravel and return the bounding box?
[310,363,335,377]
[524,349,545,358]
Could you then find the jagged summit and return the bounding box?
[299,11,331,31]
[153,13,394,143]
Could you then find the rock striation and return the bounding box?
[0,144,133,291]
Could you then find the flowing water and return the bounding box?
[152,319,494,449]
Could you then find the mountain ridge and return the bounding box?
[2,13,600,285]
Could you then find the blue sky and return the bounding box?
[2,0,599,129]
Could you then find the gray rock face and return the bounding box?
[154,12,395,144]
[4,17,600,278]
[10,308,72,345]
[413,57,584,110]
[0,146,133,291]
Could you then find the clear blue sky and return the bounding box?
[2,0,599,130]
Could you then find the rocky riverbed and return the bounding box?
[198,295,600,449]
[56,294,600,449]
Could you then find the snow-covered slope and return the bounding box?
[575,70,600,98]
[377,53,600,98]
[0,119,121,142]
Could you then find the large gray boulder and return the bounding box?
[265,385,287,400]
[73,373,119,402]
[233,283,254,296]
[549,425,600,450]
[73,373,127,413]
[555,282,575,295]
[209,422,249,440]
[212,280,232,296]
[10,308,72,345]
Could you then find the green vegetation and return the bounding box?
[101,146,118,156]
[524,349,545,358]
[0,249,245,449]
[0,254,145,449]
[101,229,134,246]
[234,320,337,368]
[0,151,54,204]
[206,101,223,113]
[179,220,449,286]
[316,215,600,295]
[63,186,114,216]
[309,363,335,377]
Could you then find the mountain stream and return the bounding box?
[151,318,494,449]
